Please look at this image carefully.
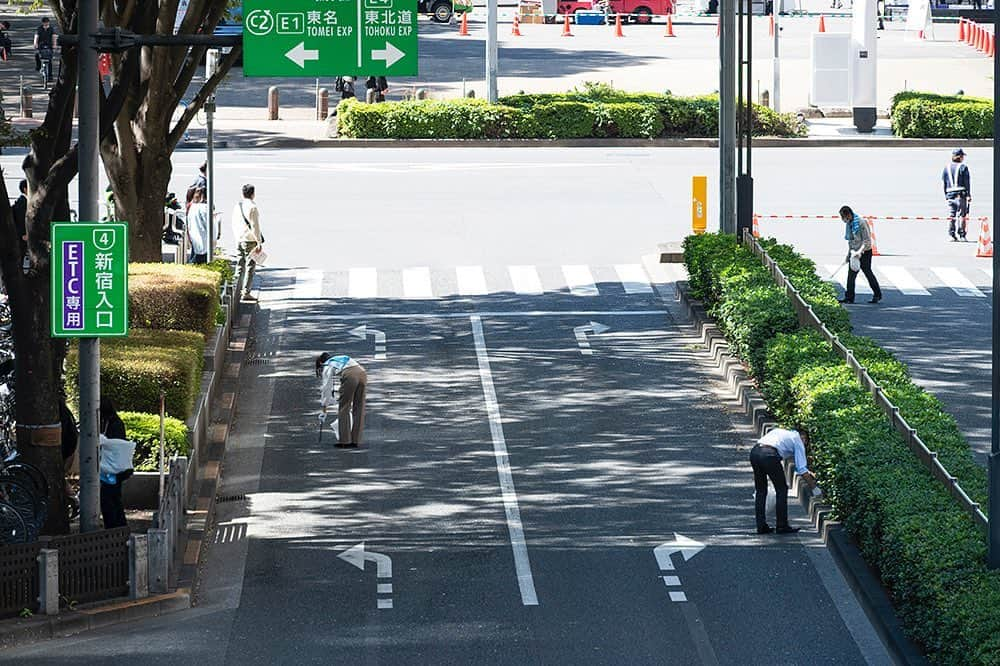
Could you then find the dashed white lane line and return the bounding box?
[932,266,986,298]
[293,269,324,299]
[456,265,489,296]
[402,267,434,299]
[878,265,930,296]
[508,265,544,296]
[562,265,599,296]
[615,264,655,294]
[348,267,378,299]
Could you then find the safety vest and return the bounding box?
[946,163,967,195]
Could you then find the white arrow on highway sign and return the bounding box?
[285,42,319,68]
[371,42,405,68]
[574,321,610,356]
[654,534,705,571]
[350,324,386,360]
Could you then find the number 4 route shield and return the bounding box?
[51,222,129,338]
[243,0,418,77]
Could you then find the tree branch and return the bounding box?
[167,44,241,151]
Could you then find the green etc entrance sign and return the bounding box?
[51,223,129,338]
[243,0,419,77]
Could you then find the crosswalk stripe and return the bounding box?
[348,267,378,299]
[403,267,434,299]
[824,264,872,295]
[456,266,488,295]
[509,266,544,295]
[562,265,599,296]
[878,265,930,296]
[293,269,324,299]
[931,266,986,297]
[615,264,654,294]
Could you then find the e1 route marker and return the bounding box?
[243,0,418,77]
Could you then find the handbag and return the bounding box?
[249,245,268,267]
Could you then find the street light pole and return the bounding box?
[206,49,220,261]
[719,0,736,234]
[77,0,102,533]
[486,0,499,102]
[990,0,1000,569]
[772,5,780,113]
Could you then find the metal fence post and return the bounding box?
[37,548,59,615]
[148,528,169,594]
[129,534,149,599]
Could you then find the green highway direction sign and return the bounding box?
[243,0,418,78]
[51,222,129,338]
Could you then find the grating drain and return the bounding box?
[245,357,273,367]
[216,493,247,504]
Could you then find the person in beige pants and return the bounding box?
[316,352,367,448]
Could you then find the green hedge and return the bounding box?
[120,411,190,472]
[129,263,220,335]
[337,85,806,139]
[891,91,992,139]
[683,232,1000,664]
[66,328,205,421]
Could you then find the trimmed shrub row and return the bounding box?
[337,86,806,140]
[129,263,221,335]
[891,91,992,139]
[683,232,1000,664]
[120,412,190,472]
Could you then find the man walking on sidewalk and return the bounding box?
[231,184,263,300]
[838,205,882,304]
[943,148,971,242]
[750,428,816,534]
[316,352,368,448]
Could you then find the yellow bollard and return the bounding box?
[692,176,707,235]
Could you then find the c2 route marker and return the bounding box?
[573,321,610,356]
[654,534,705,603]
[51,222,129,338]
[339,542,394,609]
[350,324,386,360]
[243,0,418,77]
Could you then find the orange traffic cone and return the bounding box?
[977,218,994,257]
[511,15,522,36]
[769,14,774,37]
[562,14,573,36]
[990,33,996,57]
[459,12,469,36]
[917,29,925,40]
[664,14,676,37]
[978,24,986,51]
[969,21,977,46]
[958,18,966,42]
[614,13,624,37]
[866,217,880,256]
[752,214,761,239]
[818,15,826,32]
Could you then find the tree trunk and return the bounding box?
[105,148,173,263]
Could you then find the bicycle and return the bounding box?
[37,46,54,90]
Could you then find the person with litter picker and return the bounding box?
[315,352,368,449]
[837,204,882,305]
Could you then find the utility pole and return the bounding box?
[486,0,499,102]
[772,5,780,113]
[719,0,737,234]
[735,0,754,239]
[206,49,220,260]
[77,0,101,533]
[990,0,1000,569]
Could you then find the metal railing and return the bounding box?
[744,230,989,532]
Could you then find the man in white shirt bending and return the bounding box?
[750,428,817,534]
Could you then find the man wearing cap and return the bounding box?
[943,148,971,242]
[750,427,817,534]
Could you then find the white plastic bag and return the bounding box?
[100,435,136,476]
[849,251,861,273]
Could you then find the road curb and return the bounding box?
[671,278,926,665]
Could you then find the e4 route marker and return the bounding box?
[243,0,418,77]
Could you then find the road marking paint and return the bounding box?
[456,265,489,295]
[878,265,930,296]
[615,264,654,294]
[348,268,378,299]
[377,599,393,609]
[823,264,872,295]
[508,266,544,295]
[403,267,434,299]
[932,266,986,298]
[281,309,668,320]
[663,576,681,586]
[377,583,393,594]
[669,591,688,602]
[562,265,599,296]
[470,315,539,606]
[293,269,324,299]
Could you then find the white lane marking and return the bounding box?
[508,266,544,295]
[931,266,985,297]
[824,264,872,295]
[562,265,599,296]
[878,265,929,296]
[377,583,393,594]
[456,265,489,296]
[663,576,682,586]
[403,267,434,299]
[276,309,668,320]
[615,264,654,294]
[377,599,393,609]
[348,267,378,299]
[293,269,324,299]
[470,315,539,606]
[669,591,688,603]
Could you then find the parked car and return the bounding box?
[419,0,455,22]
[558,0,673,22]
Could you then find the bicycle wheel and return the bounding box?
[0,500,27,544]
[1,462,48,499]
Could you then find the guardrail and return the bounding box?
[150,456,189,594]
[743,230,989,533]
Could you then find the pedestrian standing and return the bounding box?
[335,76,357,100]
[186,161,207,209]
[186,188,210,264]
[12,179,27,261]
[365,76,389,103]
[0,21,13,61]
[750,428,816,534]
[99,397,134,530]
[838,205,882,304]
[231,184,263,301]
[943,148,971,242]
[316,352,368,449]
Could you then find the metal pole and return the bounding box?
[719,0,737,234]
[772,5,780,112]
[78,0,101,533]
[206,49,219,261]
[486,0,499,102]
[990,0,1000,569]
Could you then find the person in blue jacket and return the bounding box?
[315,353,368,448]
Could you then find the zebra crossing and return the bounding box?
[824,263,992,299]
